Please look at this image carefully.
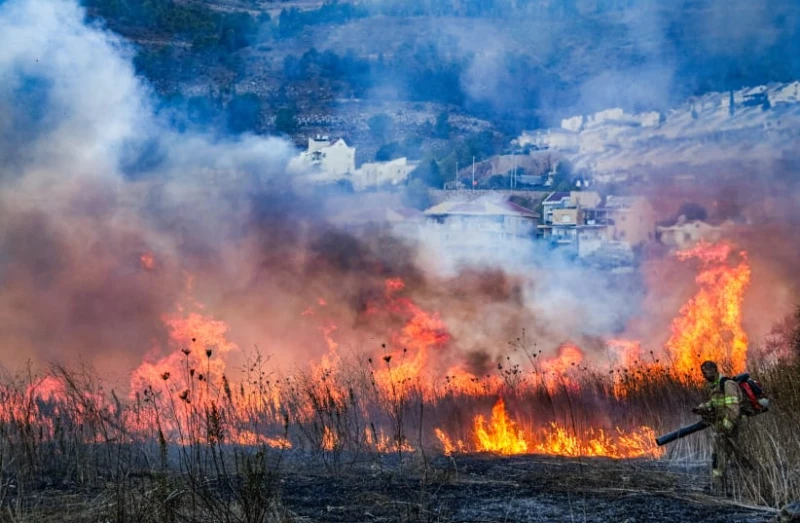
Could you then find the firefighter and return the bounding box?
[691,360,743,495]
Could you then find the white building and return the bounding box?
[638,111,661,127]
[307,136,331,153]
[298,137,356,177]
[352,157,415,191]
[770,81,800,105]
[561,115,584,132]
[540,191,572,224]
[516,129,579,151]
[291,136,418,191]
[585,108,625,127]
[657,217,732,249]
[424,195,539,236]
[419,194,540,270]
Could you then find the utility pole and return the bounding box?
[472,156,475,190]
[513,152,517,190]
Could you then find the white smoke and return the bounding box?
[0,0,298,377]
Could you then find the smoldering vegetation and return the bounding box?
[1,348,799,522]
[1,1,800,521]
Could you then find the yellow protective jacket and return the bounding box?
[700,378,742,432]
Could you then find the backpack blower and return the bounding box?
[655,372,769,446]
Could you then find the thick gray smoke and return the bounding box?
[0,0,561,383]
[3,0,794,389]
[0,0,301,379]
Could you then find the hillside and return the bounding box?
[84,0,800,166]
[516,82,800,185]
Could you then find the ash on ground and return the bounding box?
[279,454,772,522]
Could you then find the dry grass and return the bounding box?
[0,348,797,521]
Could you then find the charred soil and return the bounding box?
[277,454,774,522]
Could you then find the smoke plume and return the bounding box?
[1,0,798,391]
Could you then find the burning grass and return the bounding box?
[0,347,798,522]
[0,241,797,520]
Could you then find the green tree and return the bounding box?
[403,179,433,210]
[187,95,221,126]
[410,158,444,188]
[434,111,451,139]
[226,93,262,134]
[464,130,497,161]
[375,142,404,161]
[402,135,424,160]
[485,174,509,189]
[218,13,257,52]
[438,154,459,187]
[274,106,298,136]
[551,160,575,192]
[368,114,393,141]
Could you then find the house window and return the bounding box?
[561,215,571,224]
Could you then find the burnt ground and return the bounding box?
[278,454,777,522]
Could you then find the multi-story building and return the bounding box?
[298,136,356,177]
[419,194,540,269]
[352,157,414,191]
[538,191,656,264]
[657,216,731,249]
[291,136,415,190]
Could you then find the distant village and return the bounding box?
[517,81,800,181]
[287,133,733,269]
[285,83,794,268]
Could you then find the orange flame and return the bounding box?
[140,252,155,271]
[370,278,450,400]
[607,339,663,398]
[365,427,415,453]
[533,424,662,459]
[474,398,529,455]
[6,244,743,459]
[540,342,584,392]
[436,399,663,458]
[435,428,466,456]
[131,309,236,398]
[608,339,643,368]
[321,426,338,451]
[665,241,750,381]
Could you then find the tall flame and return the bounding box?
[665,241,750,380]
[474,398,529,455]
[540,342,585,392]
[3,242,745,459]
[370,278,450,399]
